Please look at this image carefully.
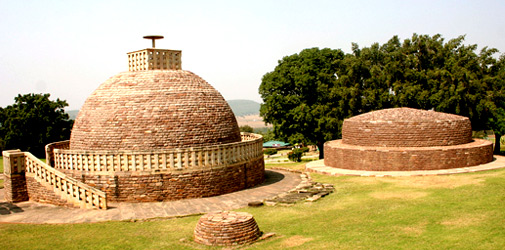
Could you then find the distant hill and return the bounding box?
[66,99,262,120]
[66,110,79,120]
[227,99,260,117]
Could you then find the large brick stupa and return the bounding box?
[46,36,265,202]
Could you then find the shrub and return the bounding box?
[300,147,310,153]
[264,148,278,156]
[288,148,303,162]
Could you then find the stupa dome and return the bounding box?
[342,107,472,147]
[70,70,241,150]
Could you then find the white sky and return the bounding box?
[1,0,504,110]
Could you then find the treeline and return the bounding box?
[0,93,73,158]
[259,34,505,158]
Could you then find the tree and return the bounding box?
[260,34,505,158]
[239,125,254,133]
[371,34,504,150]
[479,53,505,153]
[287,148,303,162]
[335,34,505,152]
[259,48,346,159]
[255,127,276,142]
[0,93,73,158]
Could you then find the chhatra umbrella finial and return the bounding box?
[143,35,164,48]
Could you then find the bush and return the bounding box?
[239,125,254,133]
[287,148,303,162]
[300,147,310,153]
[264,148,278,156]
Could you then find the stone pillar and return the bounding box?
[2,149,28,202]
[45,143,54,167]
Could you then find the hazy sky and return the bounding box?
[1,0,504,110]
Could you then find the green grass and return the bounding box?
[2,168,505,249]
[265,161,308,172]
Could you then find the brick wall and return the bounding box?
[3,174,29,202]
[59,157,264,202]
[25,175,78,208]
[324,139,493,171]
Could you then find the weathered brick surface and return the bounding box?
[70,70,241,151]
[194,211,261,246]
[3,150,29,203]
[324,139,493,171]
[3,174,29,202]
[326,108,493,171]
[59,157,264,202]
[25,175,78,208]
[342,108,472,147]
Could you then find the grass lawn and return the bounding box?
[265,160,309,172]
[2,164,505,249]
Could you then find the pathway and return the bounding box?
[0,170,301,224]
[306,155,505,177]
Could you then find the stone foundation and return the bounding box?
[194,211,261,246]
[324,139,493,171]
[59,157,264,202]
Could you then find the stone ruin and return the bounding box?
[324,108,493,171]
[194,211,261,246]
[3,36,265,209]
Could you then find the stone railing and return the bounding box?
[24,152,107,209]
[45,140,70,167]
[49,133,263,173]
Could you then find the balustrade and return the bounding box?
[24,152,107,210]
[50,133,263,173]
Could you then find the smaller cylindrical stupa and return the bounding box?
[194,211,261,246]
[324,108,493,171]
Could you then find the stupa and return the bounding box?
[324,108,493,171]
[44,36,265,203]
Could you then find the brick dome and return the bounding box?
[342,107,472,147]
[70,70,241,150]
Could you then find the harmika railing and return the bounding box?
[24,152,107,209]
[48,133,263,173]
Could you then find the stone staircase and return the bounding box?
[2,150,107,210]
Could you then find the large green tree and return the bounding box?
[259,48,346,159]
[479,53,505,153]
[0,93,73,158]
[358,34,504,150]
